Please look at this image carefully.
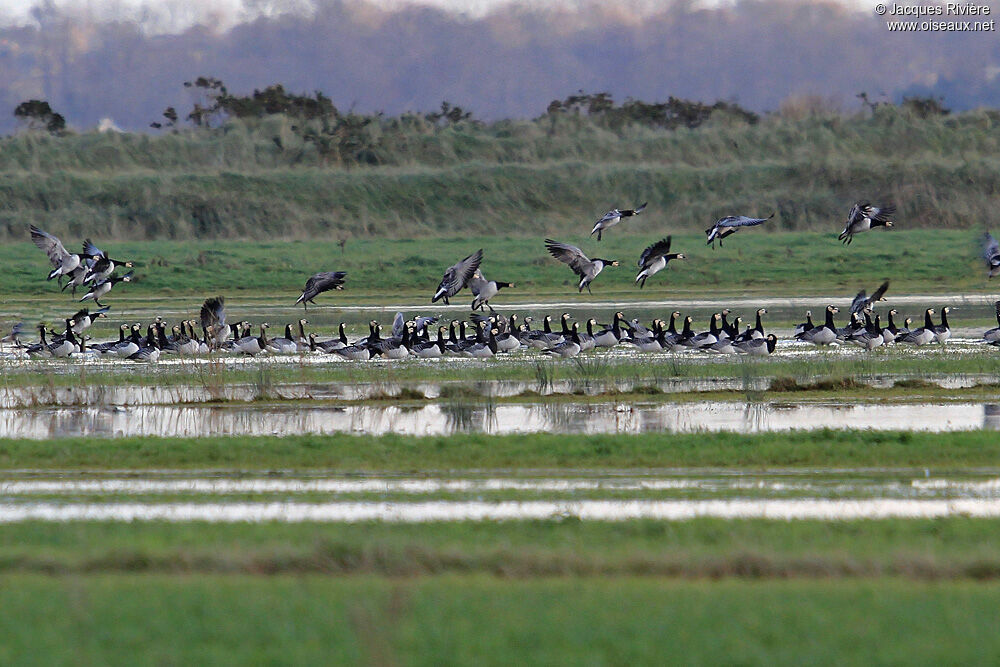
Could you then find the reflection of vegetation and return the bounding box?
[442,393,496,434]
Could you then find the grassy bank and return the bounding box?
[1,110,1000,241]
[4,519,1000,579]
[2,430,999,470]
[1,575,999,664]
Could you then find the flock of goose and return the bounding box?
[5,208,1000,362]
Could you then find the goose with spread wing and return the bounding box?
[544,239,618,294]
[432,249,483,304]
[591,202,647,241]
[839,201,895,244]
[295,271,346,310]
[983,233,1000,279]
[30,225,94,283]
[635,236,685,288]
[705,213,774,248]
[850,280,890,315]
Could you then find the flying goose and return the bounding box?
[82,239,135,284]
[432,249,483,304]
[705,213,774,248]
[79,271,133,308]
[469,269,514,311]
[70,307,109,335]
[839,201,895,244]
[544,239,618,294]
[850,280,889,315]
[30,225,95,283]
[983,233,1000,279]
[591,202,647,241]
[984,301,1000,345]
[295,271,347,310]
[635,236,685,288]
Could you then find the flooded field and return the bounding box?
[5,469,1000,523]
[1,400,998,438]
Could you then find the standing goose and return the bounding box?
[412,326,448,358]
[735,334,778,356]
[30,225,94,283]
[793,311,814,338]
[268,324,300,354]
[897,309,937,346]
[295,271,347,310]
[464,324,500,359]
[591,202,647,241]
[542,322,582,358]
[635,236,685,288]
[796,305,839,345]
[544,239,618,294]
[705,213,774,248]
[839,201,895,244]
[881,309,901,344]
[983,233,1000,279]
[79,271,133,308]
[314,323,349,352]
[984,301,1000,345]
[748,308,767,340]
[848,312,884,351]
[689,313,723,349]
[932,306,952,344]
[235,323,270,355]
[469,270,514,311]
[432,249,483,304]
[850,281,890,315]
[594,312,627,348]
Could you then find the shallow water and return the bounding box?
[4,470,1000,523]
[1,401,997,439]
[6,498,1000,522]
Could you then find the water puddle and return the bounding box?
[1,401,997,439]
[2,498,999,523]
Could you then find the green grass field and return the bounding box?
[1,430,998,470]
[3,575,999,665]
[0,230,993,304]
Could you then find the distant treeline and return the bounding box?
[0,89,997,243]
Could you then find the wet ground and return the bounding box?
[2,400,999,439]
[5,469,1000,523]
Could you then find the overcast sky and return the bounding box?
[0,0,875,32]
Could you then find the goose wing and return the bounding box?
[595,209,622,224]
[545,239,590,278]
[468,269,489,296]
[30,225,70,268]
[296,271,347,304]
[638,236,671,268]
[984,233,1000,261]
[717,213,774,228]
[200,296,226,330]
[433,249,483,302]
[869,204,895,222]
[82,239,106,259]
[850,289,867,315]
[869,280,890,304]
